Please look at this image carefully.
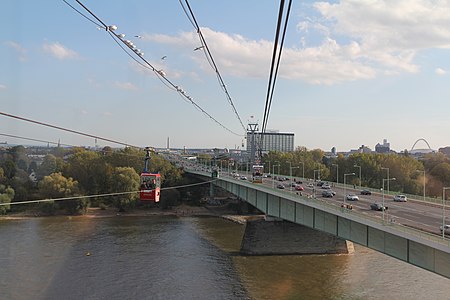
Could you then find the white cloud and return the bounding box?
[311,1,450,72]
[142,1,450,85]
[114,81,138,91]
[0,84,6,90]
[42,42,78,60]
[435,68,447,75]
[4,41,27,61]
[144,28,375,84]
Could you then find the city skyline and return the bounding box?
[2,1,450,152]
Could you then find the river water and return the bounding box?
[1,215,449,300]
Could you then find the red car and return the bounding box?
[295,185,304,191]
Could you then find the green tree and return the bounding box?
[65,150,113,195]
[36,154,64,179]
[38,172,82,214]
[0,186,14,215]
[109,166,140,211]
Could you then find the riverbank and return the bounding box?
[0,203,244,220]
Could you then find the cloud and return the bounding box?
[144,28,375,84]
[435,68,447,75]
[114,81,138,91]
[42,42,78,60]
[4,41,27,61]
[144,1,450,85]
[0,84,6,90]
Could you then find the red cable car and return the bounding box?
[140,172,160,202]
[139,147,161,203]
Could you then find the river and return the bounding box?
[1,215,449,300]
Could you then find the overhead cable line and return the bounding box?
[64,0,241,137]
[261,0,292,135]
[180,0,246,133]
[0,111,138,148]
[0,180,216,206]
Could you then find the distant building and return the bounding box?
[331,147,337,156]
[375,139,390,153]
[358,145,372,153]
[439,147,450,156]
[246,130,294,153]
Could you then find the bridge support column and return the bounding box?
[240,219,352,255]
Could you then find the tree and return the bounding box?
[0,186,14,215]
[38,172,82,214]
[65,150,113,195]
[109,166,140,211]
[36,154,61,179]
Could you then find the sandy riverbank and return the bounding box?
[0,204,251,221]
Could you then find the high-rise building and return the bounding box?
[375,139,390,153]
[246,130,294,153]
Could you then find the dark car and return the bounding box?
[370,203,387,211]
[277,184,285,189]
[361,190,372,195]
[322,190,334,198]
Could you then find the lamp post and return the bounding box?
[443,187,450,239]
[272,164,280,188]
[416,169,426,202]
[332,163,339,185]
[344,173,355,204]
[313,169,320,198]
[354,164,361,189]
[290,164,300,191]
[381,167,390,196]
[382,177,396,222]
[313,170,320,182]
[299,161,305,181]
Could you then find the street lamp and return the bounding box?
[299,161,305,181]
[381,167,390,196]
[332,163,339,185]
[354,164,361,189]
[313,169,320,182]
[443,187,450,239]
[382,177,396,222]
[272,164,280,188]
[344,173,355,203]
[289,164,300,191]
[416,169,426,202]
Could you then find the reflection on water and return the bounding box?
[1,216,450,300]
[194,217,450,300]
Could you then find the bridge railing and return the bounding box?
[195,170,450,250]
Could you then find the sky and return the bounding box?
[1,0,450,152]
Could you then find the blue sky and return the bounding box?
[1,0,450,152]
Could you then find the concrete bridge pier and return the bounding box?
[240,218,354,255]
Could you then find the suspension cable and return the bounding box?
[0,180,216,206]
[63,0,241,137]
[180,0,246,133]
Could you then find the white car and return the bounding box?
[440,225,450,235]
[346,194,359,201]
[393,195,407,202]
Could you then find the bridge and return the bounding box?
[185,167,450,279]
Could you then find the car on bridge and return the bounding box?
[370,203,388,211]
[295,185,304,191]
[393,194,407,202]
[322,190,334,198]
[346,194,359,201]
[361,189,372,195]
[277,184,285,189]
[321,184,331,189]
[341,203,353,210]
[240,176,247,180]
[440,225,450,235]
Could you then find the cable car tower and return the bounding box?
[248,118,263,183]
[140,147,161,202]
